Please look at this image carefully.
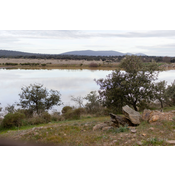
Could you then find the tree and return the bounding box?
[95,55,160,112]
[84,91,101,113]
[154,81,167,109]
[18,84,62,115]
[165,80,175,106]
[70,95,84,108]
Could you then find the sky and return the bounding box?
[1,30,175,56]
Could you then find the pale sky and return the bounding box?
[1,30,175,56]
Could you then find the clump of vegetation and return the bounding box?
[89,62,98,67]
[1,112,26,128]
[142,137,164,146]
[109,125,129,133]
[5,63,18,66]
[41,64,46,66]
[23,116,46,126]
[40,112,51,123]
[19,84,62,115]
[95,55,160,113]
[63,108,85,120]
[61,106,73,114]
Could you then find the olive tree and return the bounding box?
[18,84,62,114]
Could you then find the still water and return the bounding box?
[0,68,175,112]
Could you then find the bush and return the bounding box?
[41,112,51,123]
[24,117,46,125]
[51,112,64,121]
[61,106,73,114]
[16,109,33,118]
[2,112,26,128]
[89,62,98,67]
[64,108,85,120]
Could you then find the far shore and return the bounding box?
[0,58,120,70]
[0,58,175,70]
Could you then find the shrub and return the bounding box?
[24,117,46,125]
[64,108,85,120]
[61,106,73,114]
[51,112,64,121]
[2,112,26,128]
[16,109,33,118]
[41,112,51,123]
[89,62,98,67]
[41,64,46,66]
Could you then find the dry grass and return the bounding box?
[0,58,120,69]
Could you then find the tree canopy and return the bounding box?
[95,55,160,112]
[18,84,62,114]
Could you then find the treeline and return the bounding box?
[0,52,175,63]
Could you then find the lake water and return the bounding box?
[0,68,175,113]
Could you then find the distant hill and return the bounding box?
[0,50,37,56]
[0,49,147,57]
[61,50,147,56]
[60,50,126,56]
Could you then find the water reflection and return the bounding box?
[0,69,175,112]
[0,69,111,112]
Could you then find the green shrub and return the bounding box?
[16,109,33,118]
[2,112,26,128]
[25,117,46,125]
[41,64,46,66]
[61,106,73,114]
[108,125,129,134]
[51,112,64,121]
[64,108,85,120]
[41,112,51,123]
[0,118,3,126]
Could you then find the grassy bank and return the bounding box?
[1,113,175,146]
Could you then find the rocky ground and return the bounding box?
[1,108,175,146]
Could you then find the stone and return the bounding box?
[110,113,134,127]
[112,140,118,144]
[166,140,175,144]
[137,141,143,146]
[142,109,152,121]
[102,126,113,131]
[149,127,154,131]
[93,123,109,131]
[130,129,137,133]
[122,105,142,125]
[142,109,174,123]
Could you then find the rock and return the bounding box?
[137,141,143,146]
[112,140,118,144]
[102,126,113,131]
[122,105,142,125]
[109,113,134,127]
[166,140,175,144]
[149,127,154,131]
[142,109,174,123]
[149,115,160,123]
[130,129,137,133]
[142,109,152,121]
[93,123,109,131]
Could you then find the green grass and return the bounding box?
[1,114,175,146]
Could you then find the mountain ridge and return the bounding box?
[0,49,147,57]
